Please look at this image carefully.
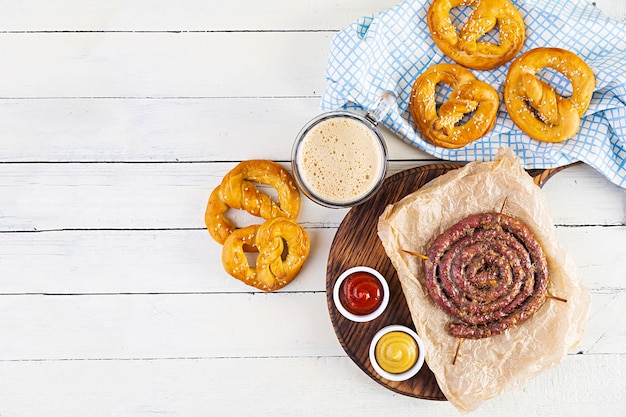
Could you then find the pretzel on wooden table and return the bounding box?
[221,218,310,292]
[205,159,301,247]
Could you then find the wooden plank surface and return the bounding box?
[0,225,623,293]
[0,0,621,31]
[0,163,622,231]
[0,99,431,162]
[0,32,333,98]
[0,291,623,360]
[0,0,624,415]
[0,0,401,31]
[0,355,623,417]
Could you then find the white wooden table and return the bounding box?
[0,1,624,416]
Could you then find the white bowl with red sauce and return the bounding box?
[332,266,390,322]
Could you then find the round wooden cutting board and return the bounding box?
[325,162,574,400]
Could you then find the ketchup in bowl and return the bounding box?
[333,266,389,322]
[339,271,384,315]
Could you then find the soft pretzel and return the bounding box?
[221,218,310,292]
[409,63,499,148]
[427,0,525,70]
[504,47,595,142]
[220,159,300,219]
[205,186,236,246]
[204,160,301,246]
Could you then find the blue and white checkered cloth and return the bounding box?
[321,0,626,188]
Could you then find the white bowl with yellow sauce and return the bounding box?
[368,325,425,382]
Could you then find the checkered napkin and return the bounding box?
[321,0,626,187]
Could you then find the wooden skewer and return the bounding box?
[452,338,464,365]
[547,293,568,303]
[499,196,509,214]
[402,249,429,260]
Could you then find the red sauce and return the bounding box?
[339,271,384,315]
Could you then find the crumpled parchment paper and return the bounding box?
[377,148,590,413]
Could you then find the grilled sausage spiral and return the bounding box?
[424,212,549,339]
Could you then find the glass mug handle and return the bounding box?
[365,90,397,126]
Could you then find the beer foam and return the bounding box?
[296,116,384,204]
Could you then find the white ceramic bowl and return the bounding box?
[369,324,425,381]
[332,266,390,322]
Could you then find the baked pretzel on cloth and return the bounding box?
[221,218,310,292]
[504,47,596,142]
[409,63,499,149]
[427,0,526,70]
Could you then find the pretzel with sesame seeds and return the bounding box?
[221,218,310,291]
[504,47,595,142]
[204,159,301,247]
[206,160,309,291]
[409,63,499,148]
[427,0,526,70]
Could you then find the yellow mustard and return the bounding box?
[374,331,418,374]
